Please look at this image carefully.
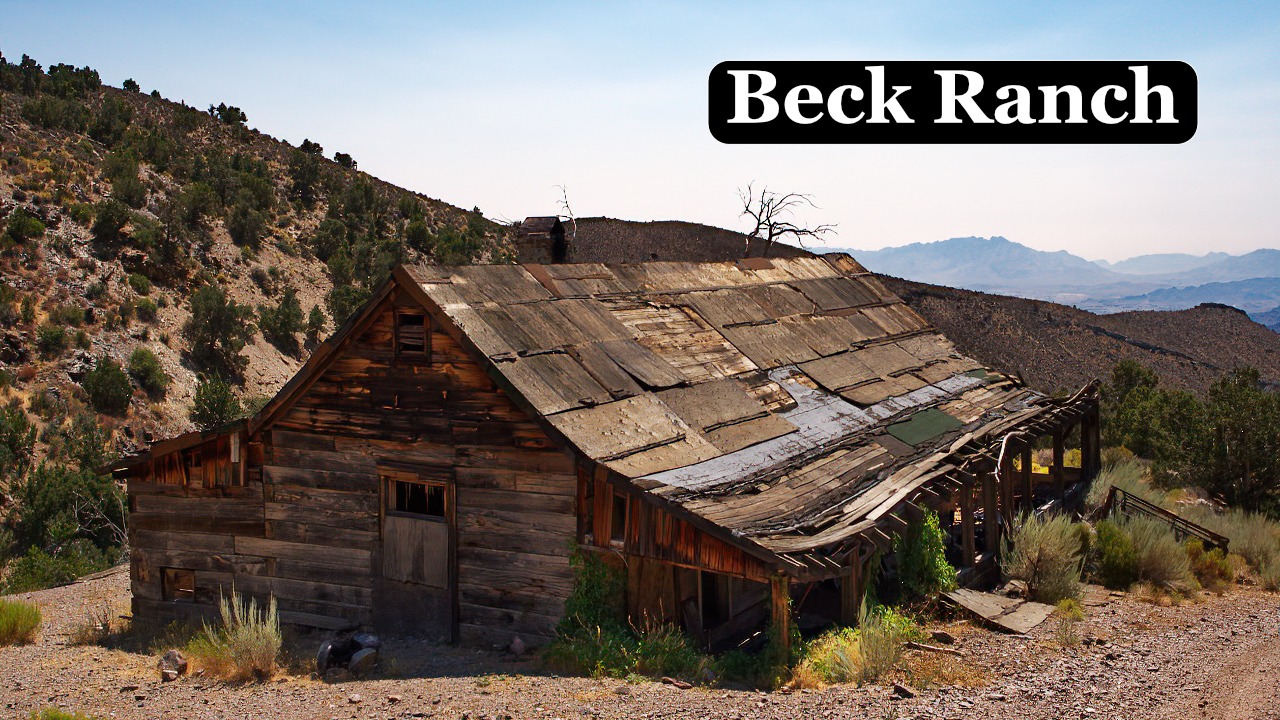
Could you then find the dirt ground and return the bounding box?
[3,568,1279,720]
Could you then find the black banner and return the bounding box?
[708,61,1197,144]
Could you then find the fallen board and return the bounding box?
[944,588,1056,634]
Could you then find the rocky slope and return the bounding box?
[0,54,510,461]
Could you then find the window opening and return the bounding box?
[162,568,195,602]
[397,312,426,354]
[389,478,446,519]
[610,491,628,544]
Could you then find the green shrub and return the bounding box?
[793,625,860,687]
[90,199,131,245]
[1095,519,1139,589]
[1001,513,1083,603]
[190,375,240,430]
[127,347,168,396]
[632,622,707,679]
[895,510,957,599]
[50,304,84,326]
[127,273,152,295]
[1185,540,1235,592]
[1,543,114,594]
[186,592,281,682]
[84,282,107,301]
[306,304,326,344]
[0,599,41,645]
[257,287,304,355]
[227,203,266,248]
[4,209,45,243]
[81,356,132,415]
[1085,458,1155,511]
[36,324,66,356]
[21,96,90,133]
[111,173,147,209]
[74,330,90,350]
[135,297,157,322]
[67,203,95,225]
[183,285,254,373]
[1182,507,1280,571]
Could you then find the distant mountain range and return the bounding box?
[822,238,1280,330]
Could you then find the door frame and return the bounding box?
[376,463,458,642]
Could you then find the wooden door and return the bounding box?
[374,474,455,640]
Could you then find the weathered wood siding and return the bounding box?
[128,290,578,644]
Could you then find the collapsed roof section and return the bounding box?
[400,255,1096,572]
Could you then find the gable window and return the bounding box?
[162,568,195,602]
[388,477,446,520]
[396,312,427,354]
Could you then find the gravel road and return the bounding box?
[3,568,1278,720]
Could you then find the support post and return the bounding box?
[959,482,976,567]
[1088,402,1102,482]
[841,552,862,626]
[982,471,999,553]
[1053,430,1066,501]
[1021,444,1034,511]
[770,575,792,652]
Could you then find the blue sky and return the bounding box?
[3,1,1278,261]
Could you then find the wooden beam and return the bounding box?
[771,575,792,653]
[1020,445,1033,511]
[959,483,976,568]
[982,471,999,553]
[840,554,862,626]
[1053,431,1066,501]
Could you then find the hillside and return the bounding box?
[1084,276,1280,315]
[570,216,812,263]
[0,53,511,462]
[883,276,1280,397]
[1094,251,1230,275]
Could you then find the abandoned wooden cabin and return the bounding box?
[113,255,1100,649]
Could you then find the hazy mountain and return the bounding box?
[830,236,1120,290]
[1095,252,1231,275]
[1163,249,1280,285]
[1080,277,1280,315]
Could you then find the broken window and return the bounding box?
[389,478,446,519]
[162,568,195,602]
[396,312,427,354]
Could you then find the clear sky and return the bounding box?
[3,1,1277,261]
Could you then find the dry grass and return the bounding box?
[186,592,281,682]
[790,626,861,689]
[67,603,130,646]
[896,651,987,689]
[0,598,41,646]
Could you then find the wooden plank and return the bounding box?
[132,496,263,520]
[131,516,264,536]
[234,536,371,568]
[599,338,688,388]
[272,430,336,452]
[131,530,235,554]
[382,514,449,588]
[235,574,373,608]
[799,353,878,392]
[458,601,560,639]
[944,588,1056,634]
[453,467,575,496]
[261,465,377,493]
[546,395,714,464]
[571,342,644,399]
[267,519,378,547]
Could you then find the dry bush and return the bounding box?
[1182,508,1280,572]
[0,598,41,645]
[186,592,281,682]
[67,603,125,646]
[1184,541,1235,594]
[1128,518,1194,590]
[1001,512,1083,604]
[1086,459,1159,510]
[791,626,861,689]
[857,604,918,683]
[1262,562,1280,592]
[1053,598,1084,647]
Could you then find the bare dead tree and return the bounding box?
[555,184,578,246]
[738,183,836,258]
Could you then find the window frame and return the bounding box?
[384,476,448,522]
[394,311,429,356]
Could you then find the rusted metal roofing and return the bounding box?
[403,255,1095,569]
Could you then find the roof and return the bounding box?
[519,216,562,235]
[116,255,1095,576]
[399,256,1096,570]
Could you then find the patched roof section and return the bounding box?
[405,255,1070,560]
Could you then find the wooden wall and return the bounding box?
[128,290,579,645]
